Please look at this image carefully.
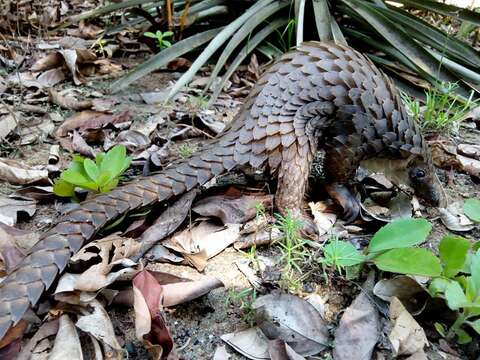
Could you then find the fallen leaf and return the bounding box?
[49,315,83,360]
[55,109,132,137]
[333,274,380,360]
[0,223,39,271]
[458,144,480,160]
[0,159,49,185]
[15,115,54,145]
[253,293,329,356]
[36,68,66,87]
[0,112,19,140]
[374,276,428,314]
[15,186,55,201]
[0,195,36,226]
[389,297,428,356]
[309,202,336,236]
[0,319,27,350]
[76,299,122,351]
[133,270,175,360]
[164,222,240,271]
[221,327,270,360]
[55,234,140,293]
[197,109,226,134]
[111,129,151,152]
[16,320,59,360]
[192,192,273,224]
[49,88,93,110]
[439,201,475,232]
[268,339,306,360]
[132,189,199,262]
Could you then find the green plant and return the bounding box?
[464,198,480,223]
[402,82,478,133]
[189,94,209,109]
[104,0,480,102]
[254,202,266,219]
[320,218,441,276]
[53,145,131,198]
[227,288,257,326]
[428,236,480,344]
[144,30,174,50]
[178,144,194,158]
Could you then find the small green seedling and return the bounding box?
[464,198,480,223]
[227,288,257,326]
[178,144,194,159]
[53,145,131,197]
[144,30,173,50]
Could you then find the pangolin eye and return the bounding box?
[415,169,426,179]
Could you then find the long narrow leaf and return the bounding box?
[394,0,480,26]
[166,0,274,101]
[312,0,332,41]
[209,17,289,105]
[205,0,288,91]
[426,48,480,85]
[295,0,306,46]
[331,17,347,45]
[378,5,480,68]
[68,0,157,23]
[110,27,222,93]
[342,0,457,83]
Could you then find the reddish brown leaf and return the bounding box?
[55,109,132,137]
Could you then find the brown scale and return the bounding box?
[0,41,441,340]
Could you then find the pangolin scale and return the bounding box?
[0,42,440,340]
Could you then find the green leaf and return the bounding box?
[322,240,366,267]
[469,319,480,335]
[97,171,112,188]
[368,218,432,253]
[100,178,119,193]
[470,250,480,297]
[464,198,480,222]
[163,31,174,37]
[61,169,98,191]
[455,328,472,344]
[53,178,75,197]
[95,152,105,166]
[439,235,471,278]
[429,278,450,297]
[434,322,446,337]
[445,281,469,310]
[144,31,157,38]
[100,145,128,178]
[373,248,441,276]
[83,158,100,182]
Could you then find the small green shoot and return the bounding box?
[53,145,131,198]
[144,30,174,50]
[178,144,194,159]
[227,288,257,326]
[402,82,478,134]
[254,202,266,219]
[189,94,209,110]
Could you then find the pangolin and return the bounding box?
[0,42,441,340]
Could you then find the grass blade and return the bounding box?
[205,0,288,91]
[295,0,306,46]
[209,17,289,105]
[67,0,157,23]
[394,0,480,26]
[110,27,222,93]
[166,0,274,101]
[331,17,347,45]
[312,0,332,41]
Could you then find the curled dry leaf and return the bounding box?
[75,299,122,351]
[221,327,270,360]
[430,140,480,177]
[389,297,428,357]
[55,234,140,293]
[49,88,93,110]
[458,144,480,160]
[192,192,273,225]
[55,109,132,137]
[15,115,54,146]
[253,293,329,356]
[439,201,475,232]
[309,201,336,236]
[0,223,39,272]
[49,315,83,360]
[163,222,240,271]
[0,159,49,185]
[111,130,151,152]
[15,186,55,201]
[133,270,175,360]
[0,195,36,226]
[0,111,19,141]
[16,320,59,360]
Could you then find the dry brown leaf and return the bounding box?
[71,130,96,158]
[75,299,122,351]
[111,129,151,152]
[49,88,93,110]
[221,327,270,360]
[309,201,336,236]
[36,68,66,87]
[55,109,132,137]
[268,339,306,360]
[253,294,329,356]
[0,112,19,140]
[163,222,240,271]
[389,297,428,356]
[55,234,140,293]
[16,320,59,360]
[15,115,54,145]
[439,201,475,232]
[49,315,83,360]
[458,144,480,160]
[192,192,273,224]
[0,195,36,226]
[0,159,48,185]
[373,276,427,314]
[15,186,55,201]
